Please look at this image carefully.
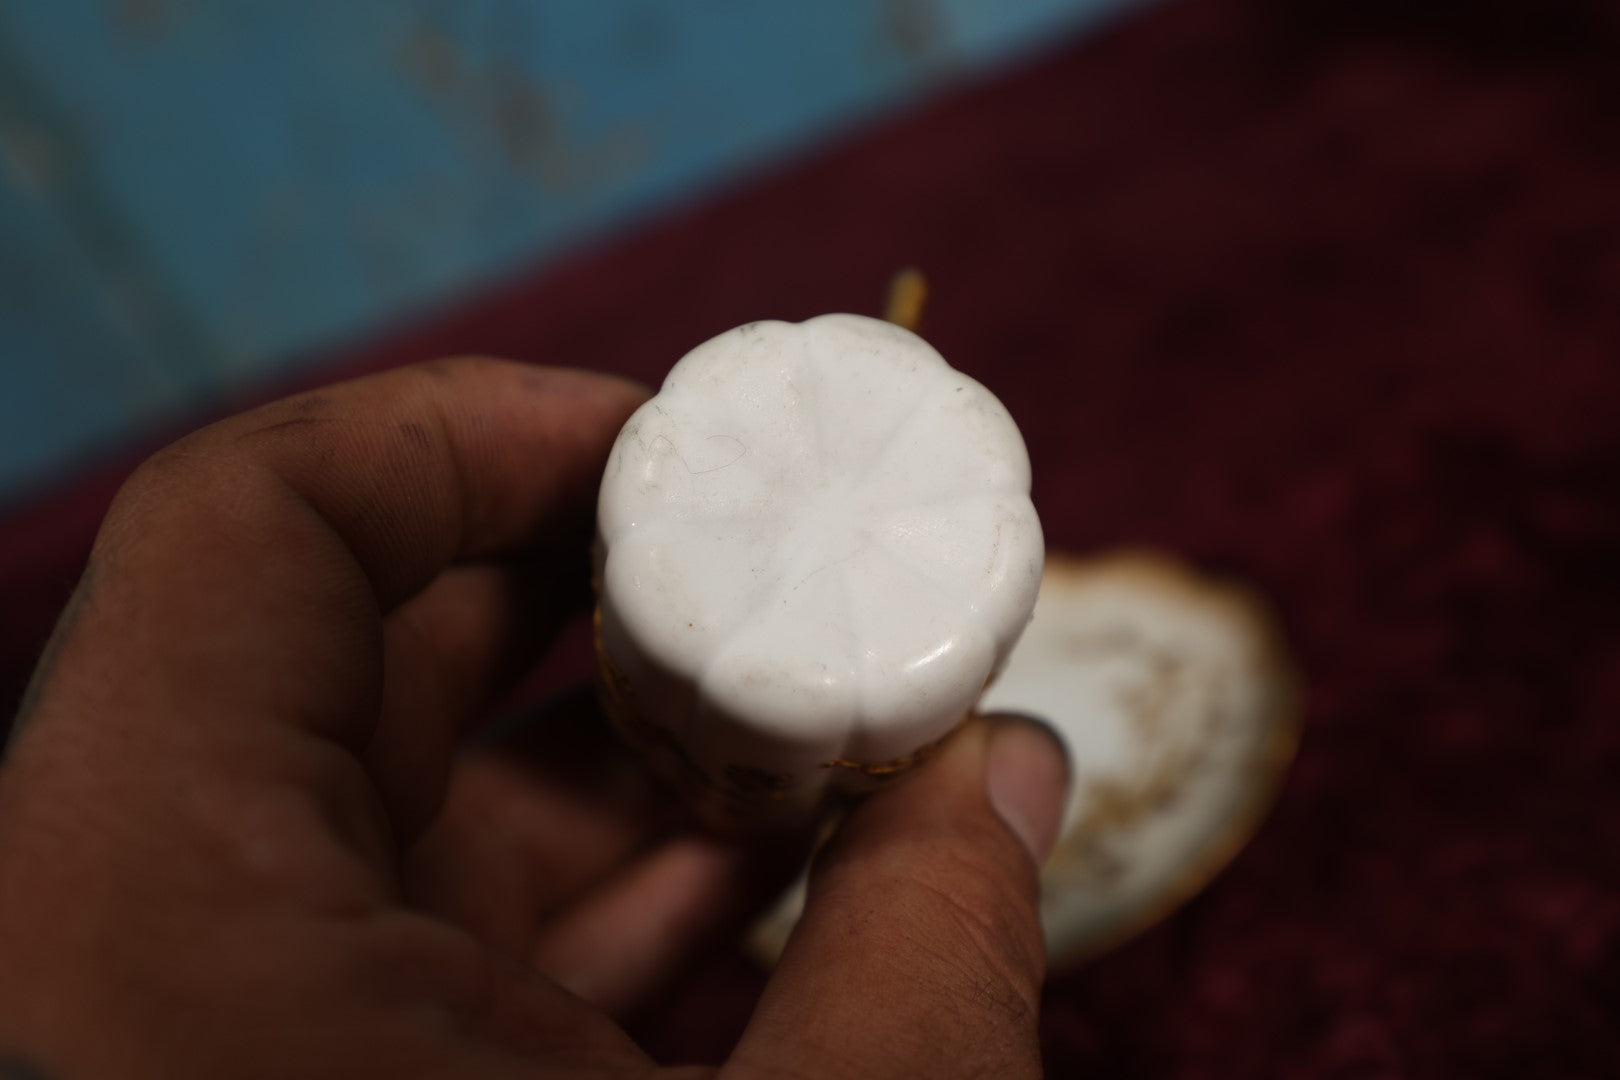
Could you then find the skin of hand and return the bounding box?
[0,359,1069,1079]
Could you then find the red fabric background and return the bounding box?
[5,0,1620,1073]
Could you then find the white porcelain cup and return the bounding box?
[593,314,1043,829]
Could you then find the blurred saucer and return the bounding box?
[746,550,1300,968]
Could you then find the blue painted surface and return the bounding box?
[0,0,1145,505]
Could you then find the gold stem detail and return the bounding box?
[884,267,928,332]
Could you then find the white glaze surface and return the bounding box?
[596,314,1043,804]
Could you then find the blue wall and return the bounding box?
[0,0,1144,505]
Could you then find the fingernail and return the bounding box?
[984,715,1070,864]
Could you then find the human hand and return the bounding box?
[0,359,1068,1078]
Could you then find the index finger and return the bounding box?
[17,359,645,761]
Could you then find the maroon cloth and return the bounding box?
[5,0,1620,1073]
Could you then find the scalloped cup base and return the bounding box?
[593,314,1043,825]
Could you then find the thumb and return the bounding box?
[728,716,1068,1080]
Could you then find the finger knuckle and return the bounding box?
[822,831,1046,1031]
[911,854,1045,1006]
[415,355,509,382]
